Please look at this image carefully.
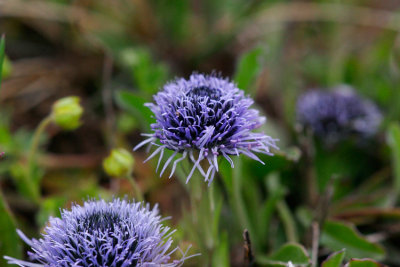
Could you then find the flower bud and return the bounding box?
[1,56,12,79]
[51,96,83,130]
[103,148,134,177]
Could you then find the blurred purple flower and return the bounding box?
[134,73,278,184]
[5,198,193,267]
[296,86,382,142]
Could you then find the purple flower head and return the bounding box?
[134,73,278,184]
[5,198,193,267]
[296,86,382,142]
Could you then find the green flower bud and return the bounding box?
[51,96,83,130]
[1,56,12,79]
[103,148,134,177]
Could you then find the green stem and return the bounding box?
[201,181,215,266]
[277,200,298,243]
[26,115,52,204]
[208,182,215,212]
[232,158,251,230]
[180,160,216,265]
[127,174,144,202]
[28,116,52,173]
[189,174,200,223]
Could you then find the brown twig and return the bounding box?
[334,208,400,220]
[311,222,320,267]
[315,177,335,224]
[306,177,334,248]
[38,153,105,169]
[243,229,255,267]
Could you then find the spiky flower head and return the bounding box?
[134,73,278,184]
[296,86,382,142]
[5,198,192,267]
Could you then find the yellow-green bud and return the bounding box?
[103,148,134,177]
[51,96,83,130]
[1,56,12,79]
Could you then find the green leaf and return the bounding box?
[387,123,400,202]
[10,162,41,202]
[0,34,5,88]
[265,174,298,243]
[212,231,230,267]
[321,220,385,260]
[115,90,154,131]
[322,250,346,267]
[118,47,168,95]
[268,243,310,264]
[257,175,285,248]
[153,0,189,41]
[346,258,384,267]
[212,193,223,241]
[0,191,22,265]
[234,47,263,94]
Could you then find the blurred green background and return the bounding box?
[1,0,400,266]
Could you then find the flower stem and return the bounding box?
[232,158,251,231]
[189,174,200,223]
[28,116,52,173]
[311,221,320,267]
[26,115,52,204]
[209,182,215,212]
[180,161,216,265]
[127,174,143,202]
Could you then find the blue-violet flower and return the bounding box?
[134,73,278,184]
[5,198,193,267]
[296,86,381,142]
